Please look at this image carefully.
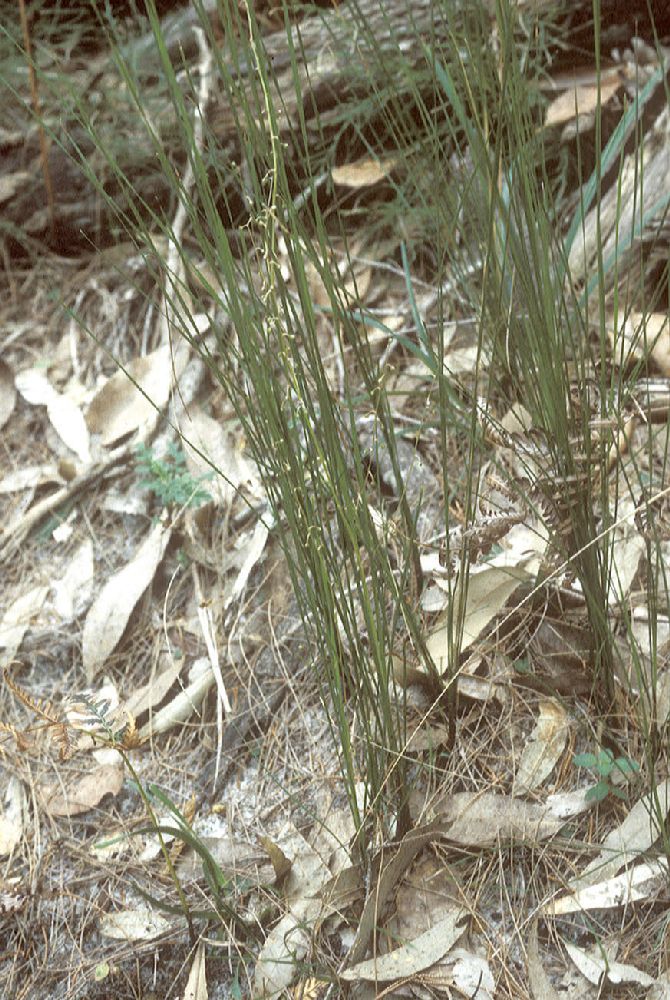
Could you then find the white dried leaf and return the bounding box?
[99,906,172,942]
[0,170,30,204]
[0,584,49,665]
[340,909,466,982]
[0,464,63,493]
[82,520,171,679]
[45,391,91,464]
[614,311,670,375]
[451,949,495,999]
[548,858,668,915]
[649,971,670,999]
[182,942,208,1000]
[15,368,55,406]
[545,77,621,127]
[545,788,592,819]
[16,368,90,464]
[0,777,27,856]
[564,940,653,988]
[52,540,94,621]
[53,515,76,543]
[139,815,177,861]
[224,518,270,609]
[608,497,644,606]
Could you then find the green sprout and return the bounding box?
[136,441,212,509]
[574,748,640,803]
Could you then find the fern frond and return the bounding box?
[4,671,63,727]
[4,670,73,759]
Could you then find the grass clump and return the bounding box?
[63,0,669,841]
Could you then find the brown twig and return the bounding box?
[18,0,55,240]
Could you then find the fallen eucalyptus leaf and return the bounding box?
[99,906,172,942]
[83,519,171,679]
[340,908,467,982]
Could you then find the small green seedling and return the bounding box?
[136,441,212,509]
[574,748,640,803]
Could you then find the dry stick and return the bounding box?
[158,28,213,351]
[193,562,232,789]
[0,443,130,561]
[18,0,55,239]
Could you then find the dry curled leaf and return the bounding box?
[39,762,124,818]
[331,156,396,188]
[420,790,589,847]
[119,654,182,723]
[255,826,332,998]
[183,408,261,507]
[526,920,561,1000]
[546,778,670,901]
[514,699,569,795]
[609,311,670,377]
[427,522,546,668]
[86,346,172,446]
[138,657,213,739]
[545,75,621,127]
[255,908,317,999]
[0,360,16,431]
[0,463,63,493]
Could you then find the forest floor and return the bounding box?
[3,2,670,999]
